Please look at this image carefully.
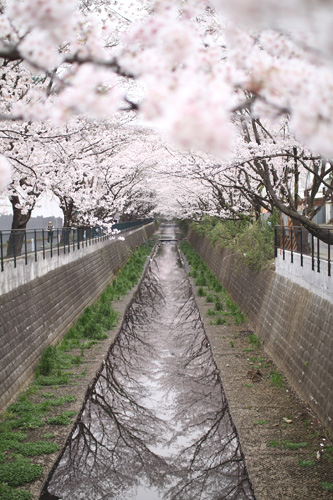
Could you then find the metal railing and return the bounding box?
[0,219,153,272]
[274,225,332,277]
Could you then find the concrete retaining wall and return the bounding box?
[187,230,333,436]
[0,223,156,411]
[1,228,153,296]
[275,250,332,302]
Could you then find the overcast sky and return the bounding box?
[0,191,63,218]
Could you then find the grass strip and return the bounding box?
[180,240,246,326]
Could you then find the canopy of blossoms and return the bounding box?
[0,0,332,233]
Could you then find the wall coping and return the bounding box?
[0,223,155,296]
[275,250,332,303]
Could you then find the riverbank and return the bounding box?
[0,240,155,500]
[185,259,333,500]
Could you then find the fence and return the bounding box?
[0,219,153,272]
[274,225,332,277]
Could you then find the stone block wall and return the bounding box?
[188,230,333,436]
[0,223,156,411]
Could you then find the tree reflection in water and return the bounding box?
[41,234,255,500]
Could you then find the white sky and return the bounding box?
[0,191,63,218]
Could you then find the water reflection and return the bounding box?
[41,226,255,500]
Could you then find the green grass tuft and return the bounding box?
[0,456,43,487]
[282,440,308,450]
[13,441,59,457]
[298,458,316,467]
[248,334,261,348]
[41,433,54,440]
[47,411,77,426]
[321,482,333,491]
[253,420,268,426]
[40,393,55,399]
[35,375,69,386]
[268,440,280,448]
[51,395,76,407]
[0,483,33,500]
[0,431,27,453]
[181,240,246,327]
[270,370,283,387]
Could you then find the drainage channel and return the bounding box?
[40,225,255,500]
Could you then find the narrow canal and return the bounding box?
[41,225,255,500]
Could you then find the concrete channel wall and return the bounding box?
[187,230,333,436]
[0,223,156,411]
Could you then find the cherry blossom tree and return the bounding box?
[0,122,56,254]
[0,0,332,154]
[0,0,333,242]
[166,115,333,242]
[0,118,159,255]
[49,122,160,228]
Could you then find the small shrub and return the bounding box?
[197,287,206,297]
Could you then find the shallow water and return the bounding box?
[41,225,255,500]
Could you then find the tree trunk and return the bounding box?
[6,196,33,257]
[59,198,75,245]
[289,216,311,255]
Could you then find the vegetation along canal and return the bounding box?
[41,225,254,500]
